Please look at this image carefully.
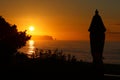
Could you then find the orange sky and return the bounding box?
[0,0,120,41]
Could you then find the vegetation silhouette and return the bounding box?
[0,16,31,64]
[13,49,93,79]
[15,49,78,65]
[88,9,106,79]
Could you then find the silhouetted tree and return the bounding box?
[0,16,31,63]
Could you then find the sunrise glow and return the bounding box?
[29,26,35,31]
[0,0,120,41]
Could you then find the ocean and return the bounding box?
[19,39,120,64]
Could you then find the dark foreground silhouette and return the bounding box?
[0,15,120,80]
[0,16,31,64]
[88,9,106,79]
[89,9,106,64]
[0,50,120,80]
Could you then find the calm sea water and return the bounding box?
[19,39,120,64]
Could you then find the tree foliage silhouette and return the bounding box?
[0,16,31,57]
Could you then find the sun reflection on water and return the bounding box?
[28,40,35,55]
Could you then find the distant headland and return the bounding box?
[31,35,55,40]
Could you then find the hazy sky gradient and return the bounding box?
[0,0,120,40]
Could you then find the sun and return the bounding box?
[29,26,35,31]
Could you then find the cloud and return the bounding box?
[115,24,120,25]
[111,24,120,26]
[108,31,120,34]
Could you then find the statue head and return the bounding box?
[95,9,99,15]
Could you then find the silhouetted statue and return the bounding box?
[89,9,106,64]
[88,10,106,79]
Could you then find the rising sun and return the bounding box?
[29,26,35,31]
